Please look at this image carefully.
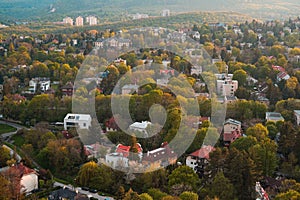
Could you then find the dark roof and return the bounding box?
[48,188,76,200]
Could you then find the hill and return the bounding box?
[1,0,300,22]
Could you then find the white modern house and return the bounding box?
[29,78,50,94]
[105,153,129,168]
[63,113,92,130]
[129,121,152,135]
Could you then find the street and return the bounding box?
[53,182,114,200]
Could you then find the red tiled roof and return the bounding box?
[272,65,285,72]
[190,145,215,159]
[116,144,142,157]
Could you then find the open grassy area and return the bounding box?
[0,124,17,134]
[11,134,25,147]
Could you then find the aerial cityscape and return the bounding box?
[1,0,300,200]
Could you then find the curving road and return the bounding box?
[0,119,26,138]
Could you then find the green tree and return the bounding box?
[246,124,268,142]
[179,191,198,200]
[207,172,235,200]
[116,186,126,200]
[0,146,11,167]
[168,166,199,194]
[232,69,247,87]
[139,193,153,200]
[275,190,300,200]
[147,188,168,200]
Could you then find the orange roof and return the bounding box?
[190,145,215,159]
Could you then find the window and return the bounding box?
[83,123,86,127]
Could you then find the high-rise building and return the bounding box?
[63,17,73,26]
[86,16,97,26]
[75,16,84,26]
[162,9,170,17]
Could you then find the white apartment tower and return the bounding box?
[75,16,84,26]
[86,16,98,26]
[63,17,73,26]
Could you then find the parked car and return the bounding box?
[82,187,89,191]
[89,188,98,193]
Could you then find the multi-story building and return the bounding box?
[86,16,97,26]
[216,79,238,96]
[186,145,215,177]
[162,9,170,17]
[63,17,73,26]
[63,113,92,130]
[223,118,242,146]
[75,16,84,26]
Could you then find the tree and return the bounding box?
[116,186,126,200]
[230,136,258,152]
[246,124,268,142]
[232,69,247,87]
[0,146,11,167]
[77,161,99,187]
[207,172,235,200]
[139,193,153,200]
[224,148,258,200]
[179,191,199,200]
[124,188,141,200]
[249,141,278,177]
[147,188,168,200]
[275,190,300,200]
[0,175,13,200]
[168,166,199,194]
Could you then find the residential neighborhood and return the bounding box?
[1,1,300,199]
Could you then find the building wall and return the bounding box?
[224,123,240,133]
[21,173,38,194]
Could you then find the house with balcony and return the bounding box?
[186,145,215,177]
[222,118,242,146]
[63,113,92,130]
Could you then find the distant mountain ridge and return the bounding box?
[1,0,300,22]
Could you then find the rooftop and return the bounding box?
[266,112,284,121]
[189,145,215,159]
[224,118,241,126]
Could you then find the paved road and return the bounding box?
[54,182,114,200]
[0,119,26,138]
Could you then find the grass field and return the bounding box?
[0,124,17,134]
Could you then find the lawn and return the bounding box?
[0,124,17,134]
[11,134,25,147]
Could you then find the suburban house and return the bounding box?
[105,153,129,168]
[187,31,201,40]
[265,112,284,122]
[294,110,300,125]
[223,118,242,146]
[94,38,104,48]
[186,145,215,176]
[28,77,51,94]
[115,143,143,158]
[122,84,139,95]
[129,121,152,136]
[142,142,177,168]
[61,82,74,96]
[63,114,92,130]
[84,142,103,159]
[0,163,38,195]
